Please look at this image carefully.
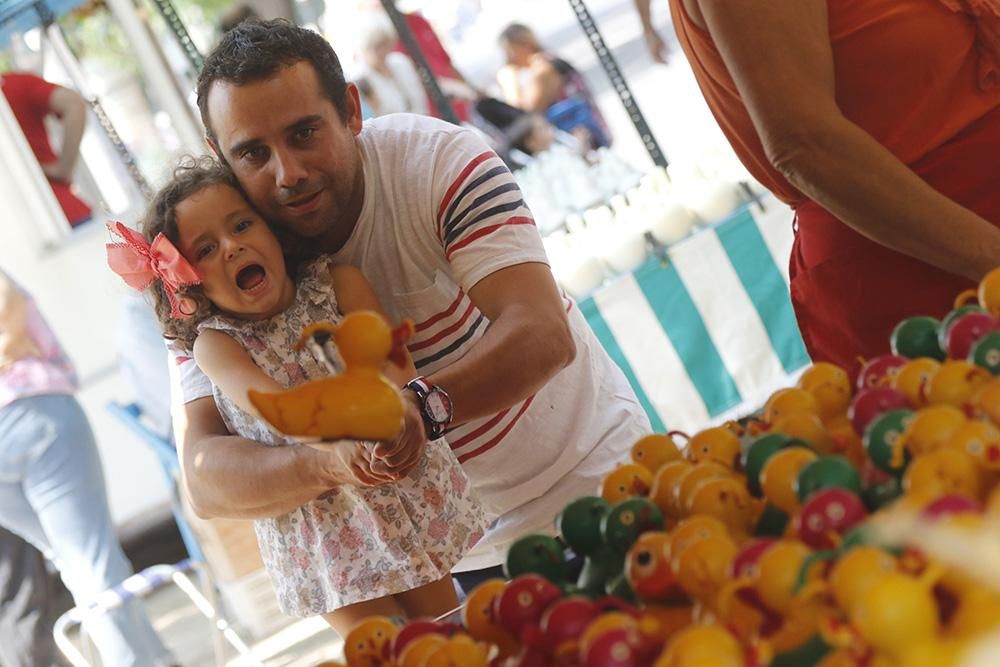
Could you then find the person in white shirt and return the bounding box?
[172,19,651,594]
[354,13,428,117]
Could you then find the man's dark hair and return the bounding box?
[196,19,349,143]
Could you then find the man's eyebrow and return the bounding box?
[228,116,324,157]
[287,115,323,132]
[229,136,261,158]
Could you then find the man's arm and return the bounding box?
[634,0,668,64]
[176,396,394,519]
[42,86,87,183]
[427,262,575,425]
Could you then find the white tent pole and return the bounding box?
[0,84,70,248]
[101,0,206,154]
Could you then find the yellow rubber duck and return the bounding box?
[249,311,414,440]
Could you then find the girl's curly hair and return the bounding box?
[141,156,239,351]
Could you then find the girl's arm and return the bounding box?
[694,0,1000,281]
[192,329,285,419]
[329,264,418,383]
[329,264,426,475]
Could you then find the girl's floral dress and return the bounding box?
[198,257,486,616]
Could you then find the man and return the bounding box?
[172,19,650,592]
[1,72,92,227]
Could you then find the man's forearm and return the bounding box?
[428,303,575,425]
[181,435,333,520]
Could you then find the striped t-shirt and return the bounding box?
[173,114,650,570]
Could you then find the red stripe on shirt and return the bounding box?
[407,300,477,353]
[414,290,465,333]
[445,216,536,260]
[447,405,512,450]
[436,151,495,240]
[457,395,536,463]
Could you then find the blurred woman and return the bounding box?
[496,22,610,149]
[0,270,175,667]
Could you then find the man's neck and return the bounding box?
[317,156,366,255]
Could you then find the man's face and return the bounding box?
[206,61,365,246]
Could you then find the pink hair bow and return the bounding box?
[105,221,201,319]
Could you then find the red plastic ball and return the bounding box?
[795,488,867,550]
[945,312,1000,360]
[921,494,982,520]
[857,355,908,391]
[848,387,910,435]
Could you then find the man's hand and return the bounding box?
[371,393,427,478]
[308,440,398,487]
[643,28,669,64]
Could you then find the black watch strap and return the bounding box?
[404,377,453,439]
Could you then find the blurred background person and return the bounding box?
[0,269,176,667]
[0,526,69,667]
[496,22,611,149]
[1,71,92,227]
[355,12,428,117]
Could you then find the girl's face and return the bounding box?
[175,183,295,320]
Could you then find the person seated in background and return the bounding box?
[496,22,611,149]
[1,71,92,227]
[355,13,429,117]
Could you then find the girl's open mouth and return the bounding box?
[236,264,267,291]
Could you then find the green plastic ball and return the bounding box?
[891,316,945,360]
[863,409,914,474]
[795,456,862,503]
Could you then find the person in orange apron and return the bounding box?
[636,0,1000,375]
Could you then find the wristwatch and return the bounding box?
[404,376,454,439]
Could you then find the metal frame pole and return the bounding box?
[378,0,460,125]
[102,0,206,154]
[566,0,668,167]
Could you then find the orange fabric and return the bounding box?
[669,0,1000,207]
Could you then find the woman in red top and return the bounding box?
[635,0,1000,373]
[1,72,92,227]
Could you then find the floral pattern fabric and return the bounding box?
[197,257,486,616]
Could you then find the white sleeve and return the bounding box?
[431,127,549,291]
[166,340,213,405]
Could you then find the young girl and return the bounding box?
[107,158,486,635]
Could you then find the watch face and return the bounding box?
[425,391,452,424]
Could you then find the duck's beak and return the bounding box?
[389,320,415,367]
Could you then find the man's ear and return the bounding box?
[344,83,364,136]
